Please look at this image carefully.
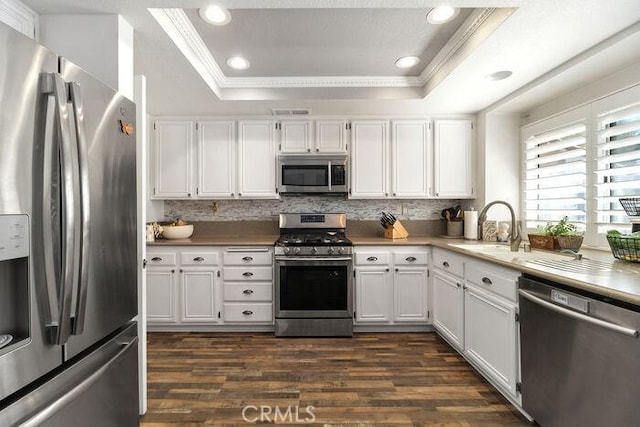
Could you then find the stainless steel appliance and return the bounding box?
[274,213,353,336]
[0,22,138,425]
[277,154,348,194]
[518,275,640,427]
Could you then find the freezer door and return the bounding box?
[59,58,138,359]
[0,322,139,426]
[0,22,62,402]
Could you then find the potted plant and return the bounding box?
[528,216,583,251]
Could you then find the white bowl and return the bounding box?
[162,224,194,239]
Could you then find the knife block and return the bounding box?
[384,220,409,239]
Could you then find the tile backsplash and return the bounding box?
[164,196,471,222]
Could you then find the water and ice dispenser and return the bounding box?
[0,215,29,350]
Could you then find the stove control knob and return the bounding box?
[337,247,345,255]
[328,247,335,254]
[294,247,301,254]
[284,247,290,254]
[311,247,318,254]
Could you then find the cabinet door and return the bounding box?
[432,270,464,350]
[197,121,236,198]
[433,119,474,198]
[279,120,312,153]
[238,120,278,198]
[315,120,347,153]
[391,120,431,198]
[153,120,193,198]
[355,267,392,323]
[350,120,388,198]
[181,269,218,322]
[464,284,519,399]
[146,269,177,323]
[393,267,428,323]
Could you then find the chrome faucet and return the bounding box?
[478,200,522,252]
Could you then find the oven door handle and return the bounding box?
[276,256,353,262]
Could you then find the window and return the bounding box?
[521,85,640,248]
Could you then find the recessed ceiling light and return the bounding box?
[426,6,459,24]
[485,70,513,81]
[395,56,421,69]
[227,56,250,70]
[199,5,231,26]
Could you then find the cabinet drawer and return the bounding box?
[147,252,177,266]
[223,250,272,265]
[465,259,520,302]
[393,251,429,265]
[223,303,273,323]
[180,251,218,266]
[224,283,273,302]
[223,267,272,281]
[432,249,464,278]
[355,251,390,265]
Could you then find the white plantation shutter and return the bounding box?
[523,121,587,232]
[594,103,640,235]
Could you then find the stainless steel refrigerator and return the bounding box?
[0,22,139,425]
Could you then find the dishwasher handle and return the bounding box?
[519,289,639,338]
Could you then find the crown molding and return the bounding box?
[150,6,512,99]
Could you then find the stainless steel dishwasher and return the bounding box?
[518,275,640,427]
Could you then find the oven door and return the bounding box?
[275,256,353,318]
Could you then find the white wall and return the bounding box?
[39,14,134,99]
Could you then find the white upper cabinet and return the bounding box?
[153,120,193,199]
[197,120,236,198]
[350,120,389,198]
[433,119,474,198]
[279,120,313,153]
[238,120,278,198]
[391,120,431,198]
[315,120,348,153]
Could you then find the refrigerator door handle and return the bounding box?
[40,73,79,345]
[18,337,139,427]
[68,81,91,335]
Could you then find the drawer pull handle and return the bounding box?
[242,310,253,316]
[482,277,493,285]
[367,256,378,262]
[193,256,204,262]
[242,256,254,261]
[442,261,450,268]
[456,283,462,288]
[151,257,162,261]
[243,289,254,295]
[405,256,417,262]
[242,272,254,277]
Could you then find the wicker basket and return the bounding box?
[528,234,556,250]
[606,235,640,263]
[556,235,583,251]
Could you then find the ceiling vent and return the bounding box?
[271,108,311,116]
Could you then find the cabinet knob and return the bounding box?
[385,193,388,196]
[385,268,390,272]
[307,148,311,152]
[367,256,378,262]
[482,277,493,285]
[242,256,253,261]
[188,193,191,197]
[243,289,254,295]
[405,256,417,262]
[442,261,450,268]
[316,148,319,152]
[171,269,175,273]
[179,269,183,273]
[242,310,254,316]
[393,193,396,196]
[151,257,162,261]
[193,256,204,262]
[395,268,399,272]
[456,283,462,288]
[231,193,234,196]
[242,272,254,277]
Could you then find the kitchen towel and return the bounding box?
[464,210,478,240]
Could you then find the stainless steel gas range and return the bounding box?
[274,213,353,337]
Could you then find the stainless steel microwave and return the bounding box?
[278,154,348,194]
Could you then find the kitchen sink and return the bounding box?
[449,243,573,262]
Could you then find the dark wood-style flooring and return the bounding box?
[141,332,531,426]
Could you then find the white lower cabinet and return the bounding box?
[354,246,429,326]
[146,268,178,323]
[432,269,464,350]
[181,269,218,322]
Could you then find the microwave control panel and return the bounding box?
[0,215,29,261]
